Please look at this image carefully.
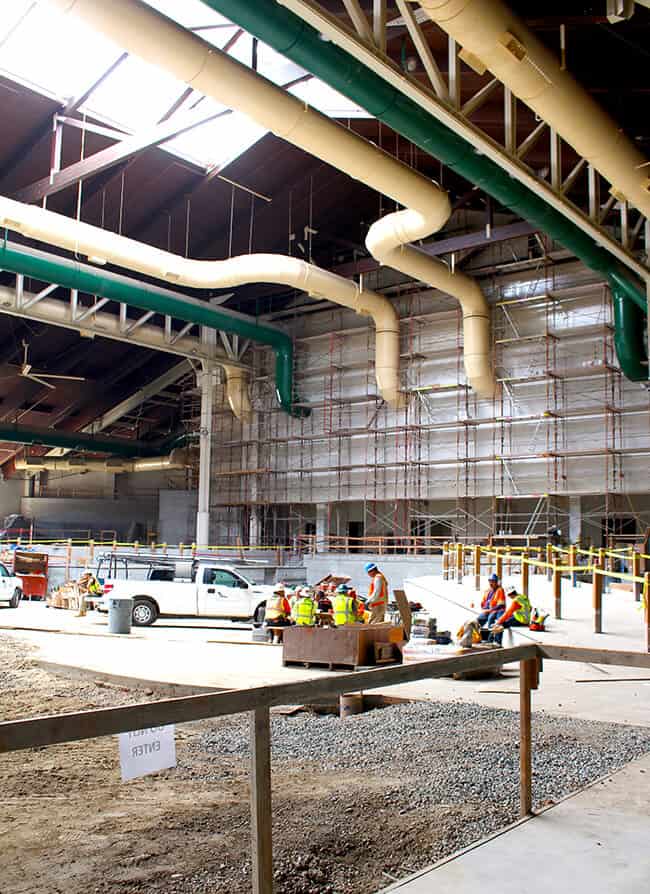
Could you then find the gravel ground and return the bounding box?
[2,631,650,894]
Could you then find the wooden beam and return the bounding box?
[538,645,650,668]
[0,645,537,753]
[519,658,534,816]
[250,707,273,894]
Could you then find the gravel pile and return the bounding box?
[192,700,650,814]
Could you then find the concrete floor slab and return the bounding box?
[383,753,650,893]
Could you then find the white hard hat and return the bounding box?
[506,585,518,596]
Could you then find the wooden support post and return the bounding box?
[546,543,553,581]
[65,538,72,582]
[593,559,603,634]
[134,540,140,554]
[569,544,577,588]
[456,542,463,583]
[505,545,512,576]
[553,563,562,619]
[495,547,503,581]
[250,706,273,894]
[474,545,481,591]
[442,542,449,581]
[88,539,95,563]
[519,658,534,816]
[522,556,530,596]
[633,551,641,602]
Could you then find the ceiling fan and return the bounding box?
[0,341,87,391]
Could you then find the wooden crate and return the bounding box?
[282,624,404,670]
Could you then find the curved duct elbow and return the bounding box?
[222,365,253,422]
[366,219,495,397]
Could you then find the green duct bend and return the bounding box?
[0,424,162,457]
[0,240,305,416]
[202,0,648,382]
[610,283,648,382]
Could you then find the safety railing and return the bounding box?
[297,533,447,555]
[0,643,648,894]
[441,542,650,651]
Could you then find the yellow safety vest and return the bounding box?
[293,596,315,626]
[266,595,288,621]
[334,594,357,626]
[88,579,102,595]
[513,593,531,624]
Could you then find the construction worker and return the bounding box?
[334,583,359,626]
[477,573,505,628]
[264,585,292,628]
[292,587,316,626]
[350,587,367,623]
[75,572,102,618]
[316,588,333,614]
[365,561,388,623]
[489,585,531,645]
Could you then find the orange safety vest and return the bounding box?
[265,595,289,621]
[368,572,388,608]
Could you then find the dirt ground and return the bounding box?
[2,632,649,894]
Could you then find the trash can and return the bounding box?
[108,597,133,635]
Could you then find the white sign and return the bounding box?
[118,724,176,782]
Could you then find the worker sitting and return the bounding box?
[477,573,505,628]
[350,588,368,624]
[264,585,292,628]
[489,585,531,645]
[334,583,359,626]
[292,587,316,626]
[364,561,388,623]
[316,588,333,613]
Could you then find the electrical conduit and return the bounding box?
[44,0,496,399]
[197,0,648,382]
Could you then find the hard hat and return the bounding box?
[488,573,499,582]
[506,585,518,596]
[336,583,350,593]
[364,562,378,573]
[272,585,285,595]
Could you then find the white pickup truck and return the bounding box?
[0,562,22,608]
[98,562,276,627]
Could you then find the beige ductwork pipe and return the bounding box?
[40,0,495,399]
[0,199,401,407]
[418,0,650,217]
[15,448,191,474]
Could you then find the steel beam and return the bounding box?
[461,78,499,118]
[395,0,448,101]
[448,36,461,109]
[373,0,387,53]
[342,0,374,43]
[14,108,227,203]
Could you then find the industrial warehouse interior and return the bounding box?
[1,1,650,892]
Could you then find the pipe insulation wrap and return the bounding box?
[15,448,191,473]
[199,0,648,382]
[45,0,495,399]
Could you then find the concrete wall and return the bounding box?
[158,490,197,545]
[20,496,157,539]
[0,477,22,521]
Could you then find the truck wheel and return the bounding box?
[132,598,158,627]
[9,588,21,609]
[252,603,266,627]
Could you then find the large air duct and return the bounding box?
[0,201,402,407]
[15,447,190,473]
[417,0,650,218]
[199,0,648,383]
[0,240,293,417]
[44,0,495,399]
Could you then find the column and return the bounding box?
[569,495,581,545]
[316,503,328,553]
[196,363,216,548]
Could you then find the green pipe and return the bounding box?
[202,0,648,379]
[610,285,648,382]
[0,424,161,457]
[0,240,305,416]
